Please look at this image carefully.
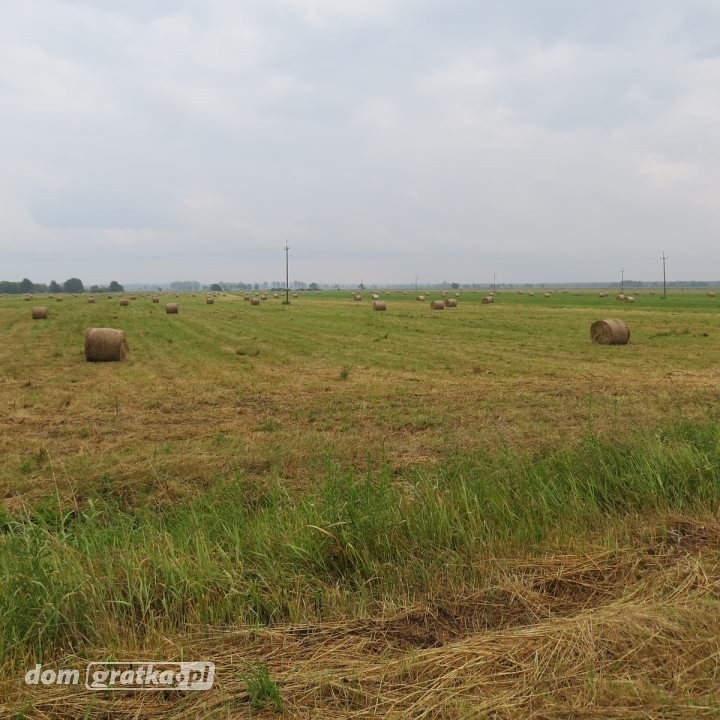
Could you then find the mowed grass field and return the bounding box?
[2,288,720,718]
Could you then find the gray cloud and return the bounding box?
[1,0,718,285]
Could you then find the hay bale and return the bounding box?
[31,307,48,319]
[152,296,160,303]
[371,293,379,300]
[206,297,215,305]
[250,297,260,305]
[55,297,63,302]
[273,293,279,298]
[708,292,716,297]
[84,328,129,361]
[107,294,112,299]
[24,295,32,301]
[165,303,179,314]
[444,298,458,307]
[260,294,268,300]
[373,300,387,311]
[626,296,635,303]
[243,296,250,301]
[353,294,362,301]
[88,297,95,303]
[590,319,630,345]
[430,300,445,310]
[482,296,494,304]
[544,292,551,298]
[415,295,424,301]
[130,295,136,300]
[616,294,626,301]
[293,293,298,298]
[119,299,129,306]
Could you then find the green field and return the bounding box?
[2,289,720,718]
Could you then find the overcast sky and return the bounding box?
[1,1,719,285]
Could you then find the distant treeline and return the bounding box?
[0,278,124,294]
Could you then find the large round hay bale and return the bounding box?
[88,297,95,303]
[250,297,260,306]
[119,299,129,306]
[482,296,494,304]
[293,293,298,298]
[24,295,32,301]
[430,300,445,310]
[84,328,129,361]
[373,300,387,311]
[260,294,268,300]
[206,297,215,304]
[152,296,160,303]
[55,297,63,302]
[544,292,551,298]
[590,319,630,345]
[616,294,626,301]
[165,303,179,314]
[416,295,425,301]
[31,307,48,319]
[444,298,458,307]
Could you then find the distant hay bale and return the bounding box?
[165,303,179,314]
[273,293,279,298]
[130,295,136,300]
[708,292,716,297]
[626,296,635,303]
[31,307,48,319]
[24,295,32,301]
[544,292,551,298]
[152,296,160,303]
[243,296,250,301]
[293,293,298,298]
[55,297,63,302]
[119,299,129,306]
[107,294,112,299]
[416,295,425,301]
[84,328,129,361]
[444,298,458,307]
[250,297,260,305]
[206,297,215,304]
[430,300,445,310]
[353,294,362,301]
[88,297,95,303]
[616,294,626,301]
[590,319,630,345]
[650,290,656,295]
[371,293,379,300]
[528,292,535,296]
[482,296,494,304]
[260,294,268,300]
[373,300,387,311]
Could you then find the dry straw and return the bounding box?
[84,328,129,361]
[206,297,215,304]
[430,300,445,310]
[152,296,160,303]
[88,297,95,303]
[31,307,48,319]
[373,300,387,311]
[24,295,32,301]
[251,297,260,305]
[590,319,630,345]
[444,298,458,307]
[416,295,425,301]
[482,296,494,304]
[119,299,129,306]
[165,303,179,314]
[55,297,63,302]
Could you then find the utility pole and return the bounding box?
[621,267,624,295]
[284,241,290,304]
[493,272,496,294]
[661,252,668,298]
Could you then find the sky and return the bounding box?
[1,0,719,286]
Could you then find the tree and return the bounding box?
[63,277,84,293]
[49,280,61,293]
[210,283,223,292]
[450,282,460,289]
[20,278,33,293]
[108,281,124,293]
[309,282,319,291]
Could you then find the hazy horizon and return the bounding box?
[2,1,719,284]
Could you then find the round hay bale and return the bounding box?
[31,306,48,319]
[371,293,379,300]
[88,297,95,303]
[260,294,268,301]
[544,292,551,298]
[482,296,494,304]
[152,296,160,303]
[243,296,250,301]
[84,328,129,361]
[416,295,425,301]
[444,298,458,307]
[55,297,63,302]
[119,299,129,306]
[24,295,33,301]
[107,294,112,299]
[130,295,136,300]
[373,300,387,311]
[708,292,716,297]
[273,293,279,299]
[165,303,179,314]
[250,297,260,306]
[590,319,630,345]
[293,293,298,298]
[626,296,635,303]
[616,294,626,301]
[206,297,215,304]
[353,294,362,301]
[430,300,445,310]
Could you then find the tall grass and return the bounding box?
[1,419,720,667]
